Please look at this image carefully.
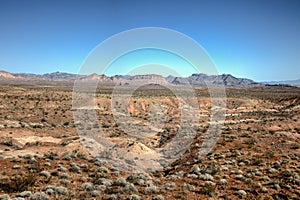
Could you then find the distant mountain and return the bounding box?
[128,74,167,84]
[0,69,259,87]
[167,73,257,87]
[262,79,300,86]
[0,70,19,79]
[14,73,43,79]
[79,73,123,83]
[15,71,82,81]
[114,75,131,80]
[43,71,82,80]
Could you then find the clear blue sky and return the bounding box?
[0,0,299,81]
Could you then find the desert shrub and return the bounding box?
[245,138,256,147]
[290,143,300,149]
[264,150,275,158]
[251,157,264,166]
[0,173,36,192]
[200,182,216,197]
[44,151,58,160]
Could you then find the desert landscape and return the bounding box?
[0,71,299,200]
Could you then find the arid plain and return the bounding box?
[0,77,299,200]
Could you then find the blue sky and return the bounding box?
[0,0,299,81]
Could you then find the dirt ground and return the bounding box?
[0,83,299,199]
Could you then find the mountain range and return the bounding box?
[2,69,296,87]
[262,79,300,86]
